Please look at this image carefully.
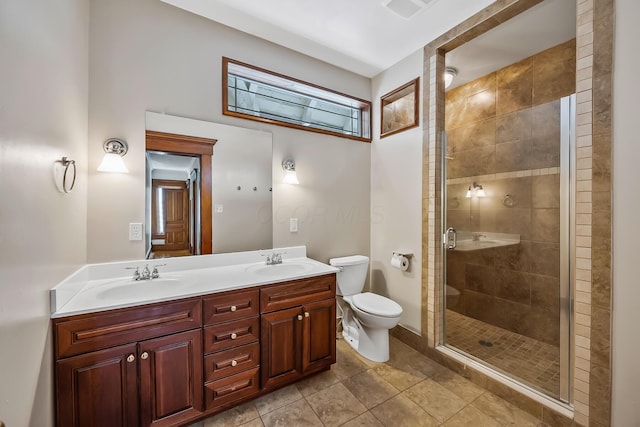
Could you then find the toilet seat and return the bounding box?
[351,292,403,318]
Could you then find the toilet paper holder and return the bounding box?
[392,251,413,258]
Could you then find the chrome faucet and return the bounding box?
[127,264,165,281]
[140,265,151,280]
[472,233,487,242]
[263,251,284,265]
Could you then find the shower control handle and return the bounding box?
[444,227,457,250]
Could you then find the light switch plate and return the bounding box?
[129,223,143,241]
[215,204,224,213]
[290,218,298,233]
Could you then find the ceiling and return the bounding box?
[161,0,575,81]
[161,0,495,77]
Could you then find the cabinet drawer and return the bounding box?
[204,316,260,354]
[260,274,336,313]
[54,298,202,358]
[205,367,260,410]
[204,342,260,382]
[203,289,259,325]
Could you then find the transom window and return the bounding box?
[223,57,371,142]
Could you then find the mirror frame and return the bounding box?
[145,130,216,254]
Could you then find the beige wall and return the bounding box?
[611,0,640,423]
[0,1,89,426]
[370,51,423,333]
[87,0,371,264]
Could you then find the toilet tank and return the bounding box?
[329,255,369,296]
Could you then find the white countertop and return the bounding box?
[51,246,339,318]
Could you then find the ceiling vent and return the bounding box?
[384,0,436,19]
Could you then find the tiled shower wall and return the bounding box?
[444,39,576,346]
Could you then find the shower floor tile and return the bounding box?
[445,309,561,397]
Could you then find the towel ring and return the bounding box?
[59,157,76,193]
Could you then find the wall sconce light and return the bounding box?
[97,138,129,173]
[444,67,458,89]
[465,182,485,198]
[282,159,299,185]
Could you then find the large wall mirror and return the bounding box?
[145,112,273,258]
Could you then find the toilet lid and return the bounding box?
[352,292,403,317]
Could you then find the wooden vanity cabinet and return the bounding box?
[54,274,336,427]
[202,289,261,411]
[56,343,140,427]
[260,275,336,390]
[54,299,203,427]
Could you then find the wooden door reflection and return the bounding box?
[152,179,191,256]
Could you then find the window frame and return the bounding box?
[222,57,372,143]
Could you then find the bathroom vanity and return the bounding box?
[50,247,337,427]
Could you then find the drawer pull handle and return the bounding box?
[141,352,149,360]
[230,333,237,340]
[297,315,303,321]
[126,354,135,363]
[216,378,252,397]
[231,360,238,367]
[305,312,310,318]
[230,305,237,312]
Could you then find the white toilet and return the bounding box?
[329,255,403,362]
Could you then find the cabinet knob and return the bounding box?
[230,333,237,340]
[305,312,310,318]
[126,354,135,363]
[297,315,303,321]
[141,352,149,360]
[231,360,238,367]
[230,305,237,312]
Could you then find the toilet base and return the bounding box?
[342,311,390,363]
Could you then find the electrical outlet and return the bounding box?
[129,223,143,241]
[290,218,298,233]
[215,204,224,213]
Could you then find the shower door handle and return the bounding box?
[444,227,457,250]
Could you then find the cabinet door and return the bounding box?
[261,306,303,389]
[302,298,336,374]
[139,329,203,427]
[56,343,139,427]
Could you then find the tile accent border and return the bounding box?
[446,167,561,185]
[391,0,614,426]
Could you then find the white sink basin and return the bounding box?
[95,277,186,301]
[246,261,315,277]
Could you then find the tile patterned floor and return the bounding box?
[189,335,550,427]
[445,310,561,397]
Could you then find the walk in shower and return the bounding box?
[442,37,576,403]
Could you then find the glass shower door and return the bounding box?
[442,95,574,402]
